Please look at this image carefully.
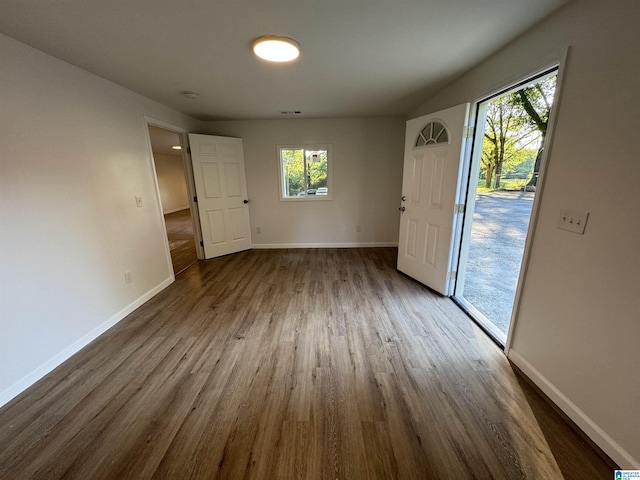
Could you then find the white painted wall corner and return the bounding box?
[0,277,174,408]
[508,349,639,469]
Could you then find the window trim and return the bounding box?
[277,144,333,201]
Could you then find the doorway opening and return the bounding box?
[454,68,558,346]
[147,125,199,275]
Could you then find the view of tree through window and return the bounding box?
[280,147,329,198]
[480,74,556,192]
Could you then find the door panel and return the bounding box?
[397,104,469,295]
[429,152,446,208]
[206,210,225,245]
[189,134,251,258]
[425,223,439,266]
[224,163,242,196]
[410,156,423,203]
[230,207,247,241]
[202,164,221,198]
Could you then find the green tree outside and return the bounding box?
[281,149,328,196]
[480,75,556,190]
[281,149,304,196]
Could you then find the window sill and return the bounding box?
[279,195,333,202]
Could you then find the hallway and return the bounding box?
[164,208,197,275]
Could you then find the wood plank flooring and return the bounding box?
[0,248,614,479]
[164,208,197,275]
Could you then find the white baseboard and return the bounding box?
[508,349,639,469]
[0,276,175,408]
[251,242,398,249]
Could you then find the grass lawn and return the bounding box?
[476,177,528,193]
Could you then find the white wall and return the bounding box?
[3,0,637,464]
[153,153,189,214]
[0,33,201,405]
[411,0,640,467]
[204,118,405,247]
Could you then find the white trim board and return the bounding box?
[251,242,398,249]
[0,277,175,408]
[508,349,639,469]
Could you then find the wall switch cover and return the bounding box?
[557,209,589,234]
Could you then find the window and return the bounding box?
[278,145,332,200]
[415,121,449,146]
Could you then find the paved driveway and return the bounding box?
[462,191,535,334]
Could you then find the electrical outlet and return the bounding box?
[557,209,589,234]
[124,270,133,284]
[135,195,143,208]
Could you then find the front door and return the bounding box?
[397,104,469,295]
[188,134,252,259]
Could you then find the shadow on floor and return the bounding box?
[512,366,617,479]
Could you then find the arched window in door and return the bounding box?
[415,121,449,146]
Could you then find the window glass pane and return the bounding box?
[416,122,449,146]
[281,149,304,197]
[306,150,328,194]
[279,144,331,200]
[432,123,443,141]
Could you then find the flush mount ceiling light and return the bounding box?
[171,145,182,150]
[252,36,300,62]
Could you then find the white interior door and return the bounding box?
[397,103,469,295]
[188,134,252,259]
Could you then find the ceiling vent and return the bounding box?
[280,111,302,115]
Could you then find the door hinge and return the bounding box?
[447,271,457,281]
[193,196,198,203]
[463,126,474,138]
[454,203,465,214]
[200,241,204,247]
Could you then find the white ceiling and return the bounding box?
[0,0,568,120]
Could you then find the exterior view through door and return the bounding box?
[454,70,558,344]
[398,69,558,346]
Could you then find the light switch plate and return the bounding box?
[557,209,589,234]
[135,195,143,208]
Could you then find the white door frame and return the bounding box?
[451,49,569,353]
[177,131,205,259]
[143,117,205,280]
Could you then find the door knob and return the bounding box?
[401,195,406,201]
[243,199,249,204]
[399,206,406,212]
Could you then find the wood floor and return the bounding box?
[0,248,613,479]
[164,208,197,275]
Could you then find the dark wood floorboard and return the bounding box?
[0,248,614,479]
[164,208,197,275]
